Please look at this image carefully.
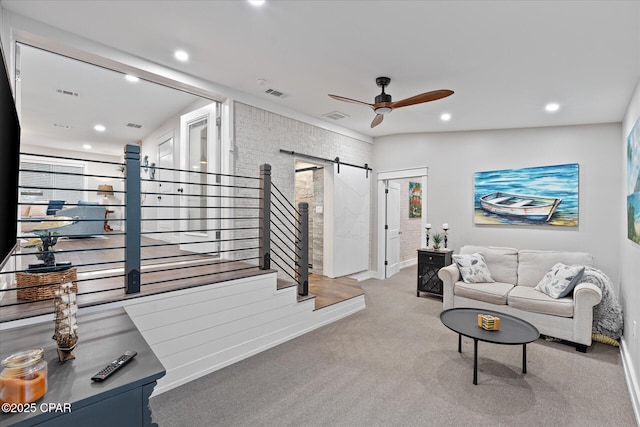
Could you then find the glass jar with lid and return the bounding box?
[0,348,48,404]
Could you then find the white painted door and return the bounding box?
[385,182,401,278]
[156,136,174,239]
[179,103,220,254]
[328,164,370,278]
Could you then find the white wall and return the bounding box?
[621,77,640,421]
[138,97,211,235]
[373,123,622,284]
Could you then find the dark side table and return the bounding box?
[417,248,452,297]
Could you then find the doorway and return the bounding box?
[179,102,221,254]
[377,168,428,279]
[294,160,324,275]
[155,132,175,240]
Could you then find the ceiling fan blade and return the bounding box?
[371,114,384,128]
[329,94,374,108]
[391,89,454,109]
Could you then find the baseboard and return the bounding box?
[400,258,417,269]
[349,270,375,282]
[620,336,640,425]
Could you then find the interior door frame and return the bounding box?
[179,102,220,253]
[385,181,401,278]
[376,167,428,280]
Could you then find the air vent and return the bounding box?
[323,111,349,120]
[56,89,78,97]
[125,123,143,129]
[52,123,71,129]
[265,88,288,98]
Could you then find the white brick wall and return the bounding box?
[233,102,373,278]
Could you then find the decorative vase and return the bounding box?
[53,280,78,363]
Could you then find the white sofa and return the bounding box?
[438,245,603,351]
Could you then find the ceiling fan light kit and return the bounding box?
[329,76,453,128]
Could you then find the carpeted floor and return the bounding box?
[150,265,636,426]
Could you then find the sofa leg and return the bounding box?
[575,344,588,353]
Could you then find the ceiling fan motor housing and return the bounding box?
[375,93,392,104]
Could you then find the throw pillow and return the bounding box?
[535,263,586,299]
[452,253,495,283]
[29,204,48,217]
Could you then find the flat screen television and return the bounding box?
[0,43,20,269]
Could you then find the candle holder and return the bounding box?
[425,225,431,248]
[443,223,449,249]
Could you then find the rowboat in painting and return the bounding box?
[479,192,562,222]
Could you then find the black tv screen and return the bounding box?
[0,44,20,269]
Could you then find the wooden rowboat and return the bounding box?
[479,192,562,222]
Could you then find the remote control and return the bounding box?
[91,351,137,382]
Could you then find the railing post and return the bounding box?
[259,164,271,270]
[124,144,141,293]
[297,202,309,296]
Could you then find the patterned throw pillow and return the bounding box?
[452,253,495,283]
[534,263,586,299]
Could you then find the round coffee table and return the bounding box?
[440,307,540,385]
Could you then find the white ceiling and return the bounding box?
[17,44,207,156]
[3,0,640,147]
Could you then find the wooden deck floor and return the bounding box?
[1,235,364,322]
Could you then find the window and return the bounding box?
[20,161,85,204]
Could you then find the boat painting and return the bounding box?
[474,163,579,227]
[480,192,562,222]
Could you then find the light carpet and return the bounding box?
[151,265,636,426]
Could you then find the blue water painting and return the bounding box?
[474,163,579,227]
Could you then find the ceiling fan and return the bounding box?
[329,77,454,128]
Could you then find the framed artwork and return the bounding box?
[627,116,640,243]
[474,163,579,227]
[409,181,421,218]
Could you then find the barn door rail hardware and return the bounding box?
[279,149,372,178]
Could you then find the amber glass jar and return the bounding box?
[0,348,48,404]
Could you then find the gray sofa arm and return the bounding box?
[438,264,460,310]
[572,282,602,346]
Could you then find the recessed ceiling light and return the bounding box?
[174,50,189,62]
[94,124,106,132]
[125,75,139,83]
[83,144,92,150]
[440,113,452,121]
[248,0,266,6]
[545,103,560,112]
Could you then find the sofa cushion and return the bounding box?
[508,285,574,317]
[46,200,65,215]
[29,204,48,217]
[452,253,495,283]
[535,263,585,298]
[459,245,518,284]
[518,250,593,287]
[454,281,514,305]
